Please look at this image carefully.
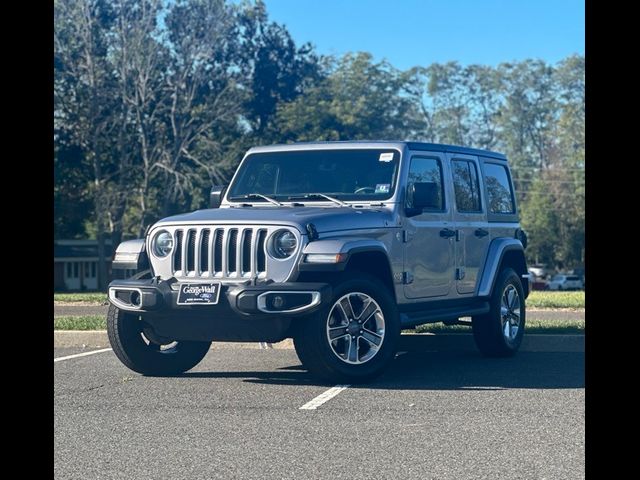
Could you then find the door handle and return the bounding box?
[439,228,456,238]
[474,228,489,238]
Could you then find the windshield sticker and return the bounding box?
[375,184,390,194]
[379,152,394,162]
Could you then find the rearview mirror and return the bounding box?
[405,182,440,217]
[209,185,227,209]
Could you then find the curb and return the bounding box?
[54,330,584,353]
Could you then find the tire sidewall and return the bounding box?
[491,268,526,353]
[302,272,400,381]
[107,305,210,375]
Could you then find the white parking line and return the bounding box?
[299,385,350,410]
[54,348,113,363]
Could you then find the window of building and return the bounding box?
[66,262,79,278]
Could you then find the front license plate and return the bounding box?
[176,282,221,305]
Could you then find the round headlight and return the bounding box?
[269,230,298,259]
[152,230,174,257]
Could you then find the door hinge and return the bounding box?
[456,267,466,280]
[402,230,413,243]
[455,230,464,242]
[402,271,414,284]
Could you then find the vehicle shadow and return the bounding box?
[181,349,584,390]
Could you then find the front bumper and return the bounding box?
[107,278,331,343]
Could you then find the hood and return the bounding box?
[153,205,397,234]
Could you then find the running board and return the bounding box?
[400,302,490,329]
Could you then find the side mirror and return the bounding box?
[405,182,440,217]
[209,185,227,209]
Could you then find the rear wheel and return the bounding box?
[472,268,525,357]
[106,305,211,376]
[293,272,400,383]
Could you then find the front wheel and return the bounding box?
[293,272,400,383]
[472,268,526,357]
[106,305,211,376]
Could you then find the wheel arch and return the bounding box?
[477,238,529,298]
[297,239,396,302]
[343,250,396,302]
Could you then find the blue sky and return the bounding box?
[263,0,584,69]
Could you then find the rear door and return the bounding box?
[448,154,490,295]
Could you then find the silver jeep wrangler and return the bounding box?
[107,141,529,382]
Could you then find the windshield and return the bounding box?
[227,149,400,202]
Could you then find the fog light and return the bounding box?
[130,291,141,307]
[272,295,285,309]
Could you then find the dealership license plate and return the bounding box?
[176,282,221,305]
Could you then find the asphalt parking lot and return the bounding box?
[54,344,584,479]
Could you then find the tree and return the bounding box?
[234,0,321,141]
[54,0,116,289]
[275,52,424,141]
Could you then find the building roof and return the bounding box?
[54,240,114,261]
[248,141,507,160]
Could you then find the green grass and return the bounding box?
[54,293,108,304]
[54,316,106,330]
[411,318,584,335]
[53,291,585,309]
[54,315,583,334]
[526,291,585,309]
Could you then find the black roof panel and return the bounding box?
[255,141,507,160]
[405,142,507,160]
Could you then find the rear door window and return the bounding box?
[452,160,482,213]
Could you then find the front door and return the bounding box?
[403,154,455,299]
[448,154,491,294]
[83,261,98,290]
[64,261,81,290]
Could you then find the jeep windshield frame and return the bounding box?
[226,149,401,204]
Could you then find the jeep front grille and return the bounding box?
[171,226,268,279]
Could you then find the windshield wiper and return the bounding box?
[230,193,283,206]
[286,193,351,208]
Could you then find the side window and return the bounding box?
[484,163,515,214]
[452,160,481,213]
[408,157,444,211]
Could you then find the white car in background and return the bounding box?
[547,274,583,291]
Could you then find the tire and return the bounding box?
[106,305,211,376]
[472,268,526,357]
[293,271,400,383]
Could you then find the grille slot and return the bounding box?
[227,230,238,273]
[214,230,223,273]
[173,230,183,272]
[256,230,267,273]
[170,226,272,279]
[186,230,196,272]
[200,230,210,273]
[242,230,252,273]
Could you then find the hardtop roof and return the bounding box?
[247,141,507,161]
